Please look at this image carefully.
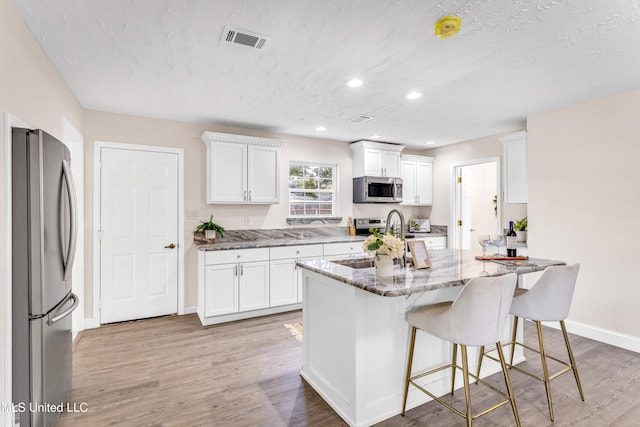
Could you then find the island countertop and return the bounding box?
[297,248,565,297]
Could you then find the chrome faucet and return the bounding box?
[384,209,407,268]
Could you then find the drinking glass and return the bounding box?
[477,234,490,256]
[491,234,505,255]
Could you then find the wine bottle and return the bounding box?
[506,221,517,257]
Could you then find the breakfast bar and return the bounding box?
[297,249,565,427]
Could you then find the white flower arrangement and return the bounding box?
[362,228,405,259]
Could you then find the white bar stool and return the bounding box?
[401,273,521,427]
[477,263,584,421]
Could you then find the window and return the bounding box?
[289,162,336,217]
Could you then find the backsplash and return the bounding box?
[429,224,447,234]
[195,226,350,243]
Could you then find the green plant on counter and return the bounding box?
[514,217,527,231]
[194,214,225,238]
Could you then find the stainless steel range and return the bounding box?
[354,217,387,235]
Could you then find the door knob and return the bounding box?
[164,243,176,249]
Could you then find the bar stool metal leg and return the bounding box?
[509,316,519,366]
[460,345,473,427]
[451,343,458,395]
[475,346,484,385]
[560,320,585,401]
[401,326,417,416]
[496,342,522,427]
[535,320,555,421]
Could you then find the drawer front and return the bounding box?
[416,236,447,249]
[323,242,366,257]
[205,247,270,265]
[270,244,323,260]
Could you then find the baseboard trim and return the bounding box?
[542,319,640,354]
[183,305,197,315]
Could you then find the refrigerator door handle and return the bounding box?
[62,159,78,281]
[47,293,79,326]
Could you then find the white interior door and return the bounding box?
[99,147,179,324]
[452,159,500,252]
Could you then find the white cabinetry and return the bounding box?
[323,241,367,260]
[411,235,447,250]
[501,131,528,203]
[269,244,323,306]
[202,131,283,204]
[198,248,269,323]
[401,155,433,206]
[351,140,405,178]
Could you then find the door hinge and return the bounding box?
[457,220,462,226]
[97,229,104,240]
[457,176,462,183]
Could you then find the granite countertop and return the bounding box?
[196,234,367,251]
[195,226,447,251]
[297,249,565,297]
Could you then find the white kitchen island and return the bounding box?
[297,249,565,427]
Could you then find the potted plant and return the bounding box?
[362,228,405,277]
[513,217,527,242]
[194,215,225,240]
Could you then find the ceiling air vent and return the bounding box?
[222,26,270,50]
[348,115,374,124]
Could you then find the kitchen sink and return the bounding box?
[331,257,407,269]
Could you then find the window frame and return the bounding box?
[288,161,338,218]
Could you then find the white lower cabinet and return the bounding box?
[412,235,447,250]
[203,263,238,317]
[197,240,374,325]
[238,261,270,311]
[198,248,270,325]
[323,241,367,260]
[269,244,323,306]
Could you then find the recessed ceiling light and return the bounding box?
[425,141,436,145]
[406,91,423,100]
[346,78,363,88]
[370,134,381,139]
[316,126,327,131]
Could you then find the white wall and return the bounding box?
[423,133,527,232]
[527,88,640,343]
[1,0,84,424]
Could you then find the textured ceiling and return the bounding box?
[11,0,640,148]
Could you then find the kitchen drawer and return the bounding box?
[323,241,366,257]
[270,244,323,260]
[417,236,447,249]
[205,247,270,265]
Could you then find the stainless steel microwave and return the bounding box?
[353,176,403,203]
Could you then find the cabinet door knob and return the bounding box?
[164,243,176,249]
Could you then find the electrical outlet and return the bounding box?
[244,217,250,226]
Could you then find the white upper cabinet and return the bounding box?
[351,140,405,178]
[202,131,283,204]
[401,154,433,206]
[501,131,528,203]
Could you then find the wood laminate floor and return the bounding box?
[56,311,640,427]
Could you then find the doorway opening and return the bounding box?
[450,158,501,253]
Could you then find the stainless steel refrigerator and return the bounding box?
[12,128,79,427]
